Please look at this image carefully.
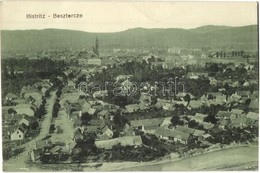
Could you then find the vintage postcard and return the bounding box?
[1,1,258,171]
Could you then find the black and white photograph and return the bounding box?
[1,1,259,171]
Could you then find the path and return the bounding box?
[3,90,57,171]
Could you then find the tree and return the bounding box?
[114,114,128,130]
[171,116,180,126]
[184,94,191,107]
[188,120,198,128]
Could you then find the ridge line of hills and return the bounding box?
[2,25,258,52]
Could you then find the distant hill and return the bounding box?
[1,25,258,52]
[189,25,232,33]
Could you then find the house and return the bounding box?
[242,81,250,87]
[78,58,88,66]
[14,107,35,117]
[155,127,192,144]
[194,113,208,122]
[87,108,96,115]
[89,119,107,130]
[24,92,42,103]
[249,99,258,110]
[125,104,140,113]
[121,79,134,93]
[81,101,91,112]
[115,75,133,82]
[74,128,84,142]
[139,94,152,105]
[130,118,164,133]
[3,113,24,126]
[66,141,77,154]
[93,90,108,98]
[67,80,76,89]
[95,136,142,149]
[230,109,244,115]
[63,92,81,103]
[160,117,172,127]
[162,102,175,111]
[84,125,100,134]
[33,139,52,150]
[41,86,50,97]
[30,149,42,162]
[97,110,110,119]
[88,59,102,66]
[175,126,195,134]
[246,112,258,121]
[5,93,18,102]
[65,102,81,116]
[218,119,231,129]
[206,92,224,99]
[216,111,232,119]
[123,124,135,136]
[63,69,73,77]
[229,93,242,102]
[70,110,82,120]
[176,92,195,100]
[236,91,251,98]
[10,123,28,141]
[209,77,218,86]
[230,116,250,128]
[232,81,240,87]
[250,91,259,100]
[98,125,113,139]
[18,115,38,127]
[193,129,205,138]
[188,100,203,109]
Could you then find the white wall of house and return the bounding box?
[11,130,24,140]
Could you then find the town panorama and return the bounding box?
[1,24,258,171]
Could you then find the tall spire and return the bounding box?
[94,37,99,56]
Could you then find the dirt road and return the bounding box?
[3,91,57,171]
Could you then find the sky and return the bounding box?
[0,1,258,33]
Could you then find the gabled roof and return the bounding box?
[207,92,223,97]
[125,104,139,110]
[15,107,35,117]
[34,140,52,149]
[84,125,99,133]
[130,118,164,128]
[3,125,20,133]
[24,92,42,101]
[50,146,62,153]
[246,112,258,120]
[236,91,251,96]
[160,117,172,127]
[155,127,191,141]
[198,121,215,129]
[89,119,107,129]
[249,100,258,109]
[230,109,244,115]
[193,129,205,137]
[216,111,232,117]
[87,108,96,115]
[97,110,110,116]
[195,113,208,121]
[175,126,195,134]
[6,93,18,100]
[74,128,84,140]
[189,100,203,109]
[95,136,142,149]
[139,94,152,102]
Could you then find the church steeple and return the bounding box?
[92,36,99,56]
